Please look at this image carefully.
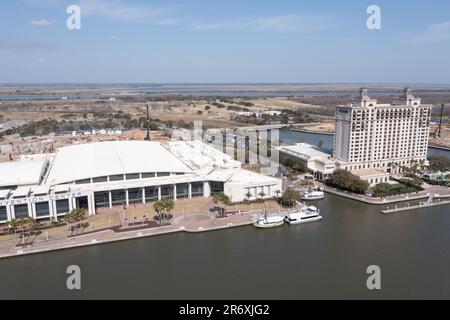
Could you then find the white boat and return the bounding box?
[285,206,322,225]
[253,213,284,228]
[301,189,325,200]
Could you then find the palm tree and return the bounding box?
[8,219,21,234]
[161,198,174,224]
[153,199,174,225]
[245,191,252,202]
[213,192,231,217]
[258,191,266,199]
[153,201,164,225]
[64,208,87,236]
[275,190,281,199]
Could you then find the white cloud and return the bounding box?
[408,21,450,44]
[79,0,162,23]
[190,14,331,32]
[30,19,56,27]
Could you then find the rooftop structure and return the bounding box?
[0,157,48,188]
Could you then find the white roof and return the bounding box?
[45,141,193,185]
[32,185,50,195]
[226,169,280,186]
[12,186,31,198]
[0,189,11,199]
[0,158,47,187]
[278,143,331,162]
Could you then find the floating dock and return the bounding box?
[381,199,450,214]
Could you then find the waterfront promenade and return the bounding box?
[0,198,285,259]
[322,184,450,205]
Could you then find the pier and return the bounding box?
[381,198,450,214]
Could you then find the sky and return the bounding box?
[1,0,450,83]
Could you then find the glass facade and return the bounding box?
[0,206,7,221]
[35,202,50,217]
[55,199,70,215]
[160,185,174,199]
[142,173,155,178]
[176,183,189,199]
[191,182,203,197]
[75,179,91,185]
[210,181,224,195]
[126,173,140,180]
[111,190,126,206]
[109,175,124,181]
[14,204,29,219]
[128,188,142,204]
[145,187,158,202]
[93,176,108,183]
[157,172,170,177]
[94,191,110,209]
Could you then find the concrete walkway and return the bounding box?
[323,185,450,205]
[0,207,287,260]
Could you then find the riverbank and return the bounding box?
[323,185,450,205]
[0,212,257,260]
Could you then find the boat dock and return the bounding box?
[381,198,450,214]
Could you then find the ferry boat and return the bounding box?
[300,187,325,200]
[253,213,284,228]
[285,206,322,225]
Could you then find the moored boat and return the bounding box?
[253,213,285,228]
[285,206,322,225]
[301,190,325,200]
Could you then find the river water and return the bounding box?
[0,130,449,299]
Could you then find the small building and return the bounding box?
[351,168,390,187]
[278,143,336,180]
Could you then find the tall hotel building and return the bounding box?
[279,88,432,186]
[333,88,431,173]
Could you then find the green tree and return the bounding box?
[213,192,231,217]
[153,198,174,225]
[64,208,87,236]
[325,169,369,194]
[280,189,301,207]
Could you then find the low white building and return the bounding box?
[278,143,389,186]
[0,140,281,223]
[278,143,336,180]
